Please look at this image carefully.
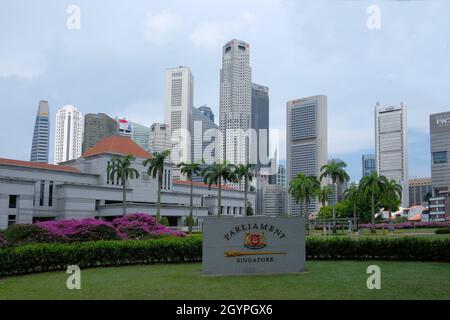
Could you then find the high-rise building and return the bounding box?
[54,105,83,164]
[82,113,118,154]
[251,83,269,168]
[219,39,252,165]
[287,95,328,215]
[375,102,409,207]
[131,122,150,152]
[276,164,287,187]
[165,66,193,168]
[30,100,50,163]
[327,158,348,205]
[191,106,218,164]
[408,178,432,207]
[149,122,172,154]
[262,184,286,215]
[362,154,376,177]
[430,111,450,197]
[117,118,133,138]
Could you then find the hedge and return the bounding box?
[0,237,448,276]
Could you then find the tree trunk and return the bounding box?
[332,182,337,233]
[244,175,248,216]
[189,177,193,234]
[122,179,126,216]
[371,192,375,233]
[218,183,222,216]
[323,201,326,235]
[157,171,162,223]
[353,204,357,232]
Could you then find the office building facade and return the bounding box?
[82,113,118,154]
[219,39,252,165]
[165,66,193,166]
[251,83,270,168]
[30,100,50,163]
[54,105,83,164]
[131,122,150,152]
[430,111,450,196]
[408,178,432,207]
[375,102,409,208]
[149,122,172,154]
[362,154,376,177]
[191,106,218,164]
[287,95,328,215]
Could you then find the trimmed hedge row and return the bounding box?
[0,236,448,276]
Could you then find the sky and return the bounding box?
[1,0,449,181]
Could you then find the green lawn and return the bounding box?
[1,261,449,300]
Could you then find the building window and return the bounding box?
[8,215,16,226]
[9,195,18,209]
[95,200,100,211]
[48,181,54,207]
[433,151,447,164]
[39,180,45,206]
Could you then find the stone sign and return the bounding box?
[202,216,305,275]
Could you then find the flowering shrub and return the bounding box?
[37,219,120,242]
[112,214,186,239]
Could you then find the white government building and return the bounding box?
[0,135,255,230]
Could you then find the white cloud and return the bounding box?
[329,127,374,155]
[189,11,256,49]
[143,10,181,45]
[0,55,45,79]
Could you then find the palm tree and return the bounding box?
[202,162,236,215]
[320,160,350,233]
[344,182,360,231]
[143,150,171,222]
[381,179,402,220]
[234,164,254,216]
[317,185,334,234]
[177,162,202,233]
[106,154,140,216]
[359,172,389,232]
[289,173,320,218]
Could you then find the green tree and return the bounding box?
[143,150,171,222]
[319,160,350,233]
[202,162,236,216]
[289,174,320,218]
[234,164,254,216]
[177,162,202,234]
[106,154,140,216]
[380,179,402,219]
[317,185,334,233]
[359,172,389,232]
[344,182,360,231]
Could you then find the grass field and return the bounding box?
[1,261,449,300]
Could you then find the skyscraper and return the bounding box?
[30,100,50,163]
[149,123,172,154]
[82,113,118,154]
[219,39,252,165]
[430,111,450,196]
[191,106,218,164]
[287,95,328,215]
[165,66,193,167]
[375,102,409,207]
[116,118,133,138]
[54,105,83,164]
[131,122,150,152]
[251,83,269,168]
[362,154,376,177]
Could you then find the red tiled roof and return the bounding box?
[173,179,239,191]
[82,135,152,159]
[0,158,80,173]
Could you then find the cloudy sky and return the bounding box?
[1,0,449,181]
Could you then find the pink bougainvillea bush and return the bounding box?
[112,213,186,239]
[36,218,120,242]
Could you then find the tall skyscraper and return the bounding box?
[430,111,450,196]
[276,164,287,187]
[82,113,118,154]
[30,100,50,163]
[408,178,432,207]
[191,106,218,164]
[375,102,409,207]
[219,39,252,165]
[287,95,328,215]
[149,122,172,154]
[165,66,193,167]
[54,105,83,164]
[251,83,269,168]
[362,154,376,177]
[131,122,150,152]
